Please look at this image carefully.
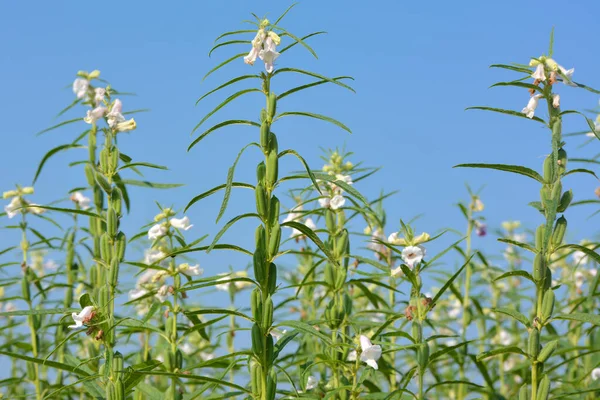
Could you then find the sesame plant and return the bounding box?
[1,6,600,400]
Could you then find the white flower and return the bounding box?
[330,195,346,210]
[532,64,546,81]
[215,271,250,291]
[359,335,382,370]
[4,197,21,218]
[387,232,399,244]
[29,203,45,215]
[68,306,94,329]
[347,350,357,362]
[129,288,148,301]
[391,266,403,277]
[71,192,91,209]
[445,338,458,347]
[573,250,588,265]
[448,299,462,319]
[522,94,543,119]
[306,376,318,390]
[181,342,194,355]
[558,65,576,86]
[575,271,585,289]
[170,216,193,231]
[259,36,280,73]
[148,224,167,240]
[83,106,107,124]
[179,263,203,276]
[552,94,560,108]
[244,29,266,65]
[335,174,353,185]
[155,285,169,302]
[107,99,125,128]
[4,302,17,313]
[401,245,426,268]
[270,328,287,341]
[497,329,511,346]
[503,358,515,372]
[513,233,527,243]
[73,78,89,99]
[144,249,166,265]
[592,367,600,380]
[304,218,317,231]
[283,205,303,223]
[44,259,59,271]
[318,197,330,208]
[94,88,106,105]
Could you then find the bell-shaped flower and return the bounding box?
[306,376,318,390]
[244,28,266,65]
[107,99,126,128]
[84,106,107,124]
[283,205,303,224]
[73,78,89,99]
[114,118,137,132]
[144,249,166,265]
[558,65,576,86]
[94,88,106,106]
[592,367,600,381]
[318,196,330,208]
[552,94,560,108]
[521,94,543,119]
[129,288,148,301]
[531,64,546,81]
[178,263,203,276]
[401,245,426,268]
[44,259,59,271]
[359,335,382,370]
[148,224,167,240]
[71,192,91,209]
[170,216,193,231]
[259,35,280,73]
[330,194,346,210]
[4,197,21,218]
[155,285,169,302]
[68,305,95,329]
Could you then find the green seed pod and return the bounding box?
[268,222,281,259]
[335,230,349,259]
[251,288,263,323]
[89,264,98,287]
[418,342,430,370]
[540,185,551,206]
[551,216,567,247]
[96,173,112,194]
[265,332,274,367]
[557,189,573,212]
[256,161,266,184]
[107,209,118,237]
[21,276,31,302]
[268,132,278,155]
[100,233,112,261]
[543,155,554,182]
[66,232,75,269]
[543,267,552,291]
[260,122,270,150]
[335,266,347,291]
[267,262,277,294]
[343,293,353,316]
[541,289,555,321]
[85,164,96,187]
[269,196,280,226]
[94,185,104,209]
[267,92,277,121]
[88,131,97,163]
[262,296,273,328]
[26,361,36,381]
[115,232,126,261]
[109,258,120,287]
[255,225,266,250]
[266,149,278,186]
[109,147,119,173]
[251,363,262,396]
[115,379,125,400]
[99,286,109,314]
[536,374,550,400]
[255,183,267,219]
[528,329,540,358]
[112,351,124,376]
[551,181,562,203]
[100,148,109,173]
[266,370,277,400]
[175,349,183,370]
[557,148,567,175]
[251,323,263,358]
[260,108,267,124]
[518,385,528,400]
[110,189,122,216]
[89,215,99,236]
[253,249,266,284]
[324,263,336,288]
[533,254,546,283]
[535,225,545,251]
[538,339,558,363]
[325,209,336,232]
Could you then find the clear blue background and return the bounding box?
[1,1,599,294]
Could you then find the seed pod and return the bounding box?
[541,289,555,321]
[100,148,109,173]
[540,185,551,207]
[266,370,277,400]
[100,233,112,261]
[269,196,280,226]
[543,155,554,182]
[418,342,430,370]
[260,108,267,124]
[268,132,278,155]
[528,329,540,358]
[268,223,281,259]
[536,374,550,400]
[262,296,273,328]
[85,164,96,187]
[27,361,36,381]
[115,379,125,400]
[265,333,274,367]
[335,230,349,259]
[557,148,567,174]
[335,265,347,291]
[324,263,336,288]
[255,183,267,219]
[110,189,122,216]
[115,232,126,261]
[94,185,104,209]
[175,349,183,369]
[267,262,277,294]
[107,209,118,237]
[96,173,112,194]
[109,147,119,173]
[535,225,545,251]
[65,232,75,270]
[551,181,562,203]
[255,225,266,250]
[253,249,266,284]
[533,254,546,283]
[89,215,99,236]
[551,216,567,247]
[109,258,120,287]
[251,323,263,358]
[88,131,97,162]
[266,149,278,186]
[99,286,109,313]
[112,351,124,376]
[256,162,266,184]
[538,339,558,363]
[518,385,528,400]
[325,209,336,232]
[557,190,573,212]
[251,288,263,323]
[543,267,552,291]
[260,122,270,150]
[251,363,261,395]
[267,92,277,121]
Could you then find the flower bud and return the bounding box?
[268,223,281,259]
[88,70,101,79]
[115,118,136,133]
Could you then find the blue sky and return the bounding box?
[1,1,599,293]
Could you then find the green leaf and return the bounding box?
[548,27,555,57]
[36,117,82,136]
[553,312,600,326]
[23,205,103,220]
[556,244,600,264]
[273,68,355,93]
[493,270,536,284]
[216,143,259,223]
[214,29,256,43]
[203,52,247,81]
[489,64,532,74]
[490,81,542,93]
[563,168,599,180]
[273,2,297,26]
[196,75,260,105]
[33,143,85,184]
[138,371,251,393]
[117,162,168,172]
[208,40,250,57]
[428,255,472,311]
[278,149,322,195]
[119,179,184,189]
[560,110,600,140]
[271,25,318,59]
[466,106,546,124]
[278,76,353,100]
[476,346,528,361]
[281,220,337,267]
[185,182,254,213]
[425,381,483,394]
[454,163,544,183]
[188,119,260,151]
[208,213,261,253]
[497,238,538,253]
[275,111,351,133]
[192,88,262,134]
[276,320,334,347]
[493,307,530,327]
[184,308,253,322]
[0,350,91,376]
[0,308,77,318]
